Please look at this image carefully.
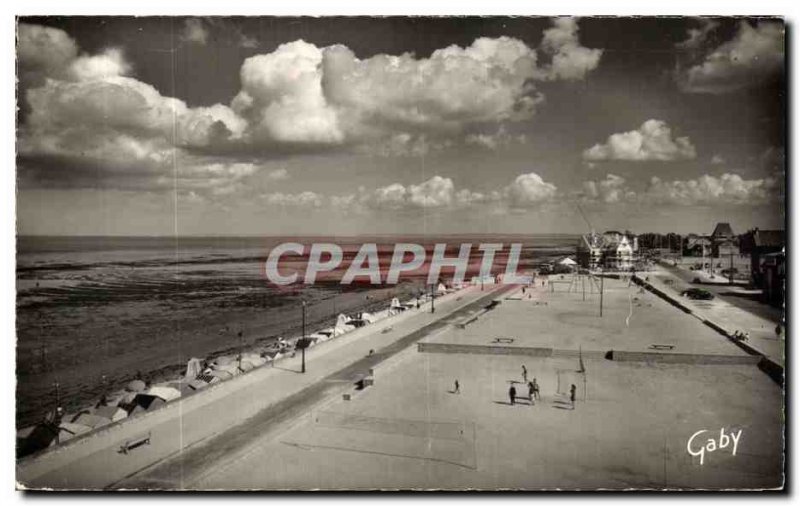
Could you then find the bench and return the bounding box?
[119,431,151,455]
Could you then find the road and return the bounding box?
[649,263,783,365]
[657,261,783,324]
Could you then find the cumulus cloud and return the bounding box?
[580,174,636,204]
[408,176,456,208]
[465,125,526,150]
[330,173,556,213]
[17,19,601,192]
[710,154,725,165]
[576,172,782,207]
[265,168,289,181]
[17,23,249,192]
[677,20,784,94]
[68,48,131,81]
[503,173,558,208]
[677,18,720,50]
[233,40,344,145]
[582,120,696,162]
[230,17,599,151]
[239,34,258,49]
[264,191,324,208]
[17,23,79,88]
[181,18,209,45]
[644,173,781,206]
[539,17,603,80]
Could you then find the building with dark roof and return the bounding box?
[711,222,739,258]
[740,228,785,304]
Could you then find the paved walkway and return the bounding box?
[113,284,516,489]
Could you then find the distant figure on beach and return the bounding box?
[570,384,577,409]
[522,287,526,294]
[527,381,534,404]
[532,378,540,400]
[454,379,460,394]
[521,365,528,383]
[509,385,517,405]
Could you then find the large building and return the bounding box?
[711,222,740,258]
[577,230,638,271]
[740,228,785,305]
[682,222,741,259]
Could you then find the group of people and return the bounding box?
[509,365,541,405]
[453,365,577,409]
[732,330,750,342]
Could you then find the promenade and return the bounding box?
[184,276,782,490]
[17,282,512,489]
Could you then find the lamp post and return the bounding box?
[301,301,307,373]
[53,380,62,443]
[237,330,244,371]
[599,268,604,318]
[729,250,735,286]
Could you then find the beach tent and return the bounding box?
[208,368,234,381]
[213,363,241,377]
[309,331,330,342]
[70,413,111,430]
[361,312,376,323]
[335,314,355,333]
[146,385,182,402]
[119,391,139,406]
[57,422,93,442]
[185,357,204,380]
[125,394,166,416]
[213,356,233,367]
[17,424,59,457]
[242,353,266,367]
[125,380,146,393]
[94,405,127,423]
[237,359,256,372]
[559,257,578,266]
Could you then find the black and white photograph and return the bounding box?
[11,11,787,491]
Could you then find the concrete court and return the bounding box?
[424,276,752,358]
[193,278,783,490]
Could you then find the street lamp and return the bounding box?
[599,267,604,318]
[53,380,62,444]
[301,301,307,373]
[237,330,244,371]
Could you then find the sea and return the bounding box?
[16,234,579,429]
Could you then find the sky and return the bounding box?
[15,16,786,237]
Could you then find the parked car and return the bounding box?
[681,288,714,300]
[721,268,739,277]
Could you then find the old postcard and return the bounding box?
[14,15,786,490]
